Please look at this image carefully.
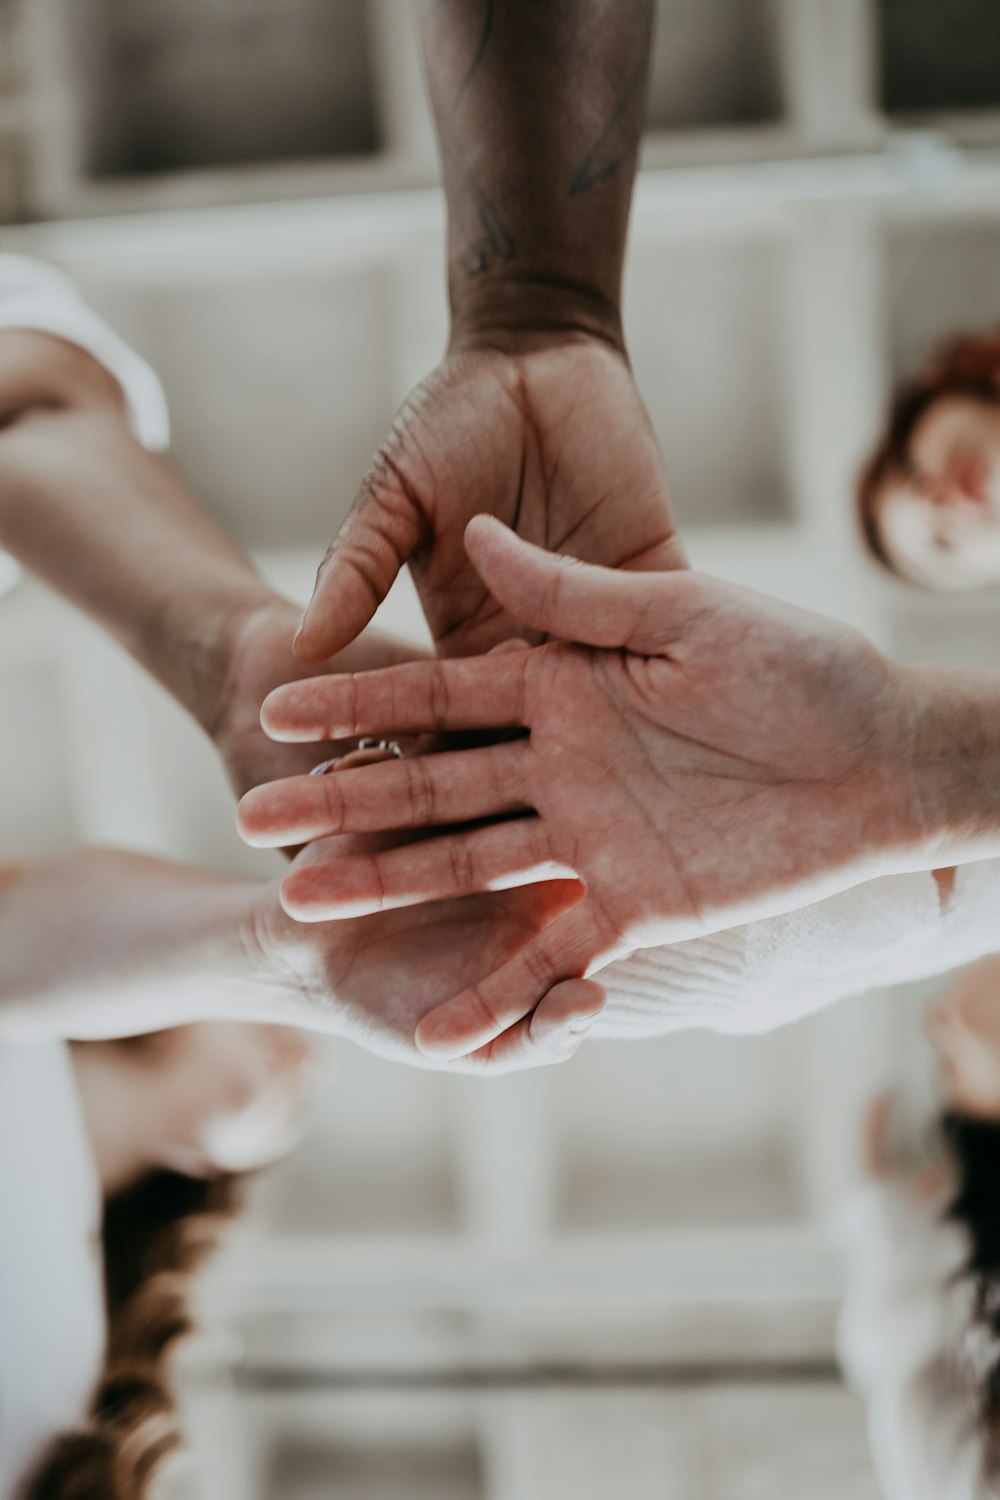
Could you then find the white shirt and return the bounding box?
[0,253,170,452]
[597,860,1000,1039]
[838,1180,999,1500]
[0,253,170,601]
[0,255,171,1491]
[0,1042,104,1495]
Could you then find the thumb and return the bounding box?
[295,467,426,661]
[464,516,689,653]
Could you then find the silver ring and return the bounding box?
[309,739,403,776]
[357,738,404,757]
[309,756,343,777]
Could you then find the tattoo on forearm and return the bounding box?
[456,0,494,103]
[459,175,516,277]
[429,0,652,275]
[435,103,516,279]
[425,1,512,277]
[570,52,649,197]
[452,0,511,273]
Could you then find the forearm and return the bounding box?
[0,849,287,1040]
[905,665,1000,869]
[0,378,271,729]
[418,0,653,349]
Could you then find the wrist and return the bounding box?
[449,274,626,358]
[241,882,345,1032]
[900,664,1000,869]
[180,874,314,1032]
[173,585,289,738]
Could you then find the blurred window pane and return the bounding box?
[71,0,380,177]
[878,0,1000,115]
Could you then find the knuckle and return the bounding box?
[429,664,451,725]
[345,674,360,735]
[520,941,558,991]
[526,819,551,867]
[363,853,389,911]
[467,981,504,1039]
[319,775,346,832]
[408,757,438,826]
[446,835,479,894]
[331,549,389,615]
[495,743,529,809]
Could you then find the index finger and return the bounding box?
[261,652,533,743]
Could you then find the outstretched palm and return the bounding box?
[244,521,928,1061]
[295,341,683,662]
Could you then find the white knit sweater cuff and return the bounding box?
[591,926,751,1038]
[594,860,1000,1040]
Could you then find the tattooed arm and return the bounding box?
[423,0,652,344]
[296,0,683,662]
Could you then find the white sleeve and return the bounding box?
[0,1042,105,1494]
[836,1182,995,1500]
[0,254,170,452]
[593,860,1000,1039]
[837,1182,970,1394]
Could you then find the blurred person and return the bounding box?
[838,956,1000,1500]
[4,1023,309,1500]
[0,253,598,1067]
[858,329,1000,591]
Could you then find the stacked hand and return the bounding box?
[239,517,932,1063]
[293,342,683,663]
[246,843,598,1073]
[224,338,680,1070]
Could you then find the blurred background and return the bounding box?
[2,1,1000,1495]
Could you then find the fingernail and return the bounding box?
[567,1016,599,1039]
[543,1013,601,1047]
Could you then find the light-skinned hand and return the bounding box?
[244,518,938,1062]
[247,840,599,1073]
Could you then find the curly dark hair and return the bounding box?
[857,329,1000,574]
[19,1162,242,1500]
